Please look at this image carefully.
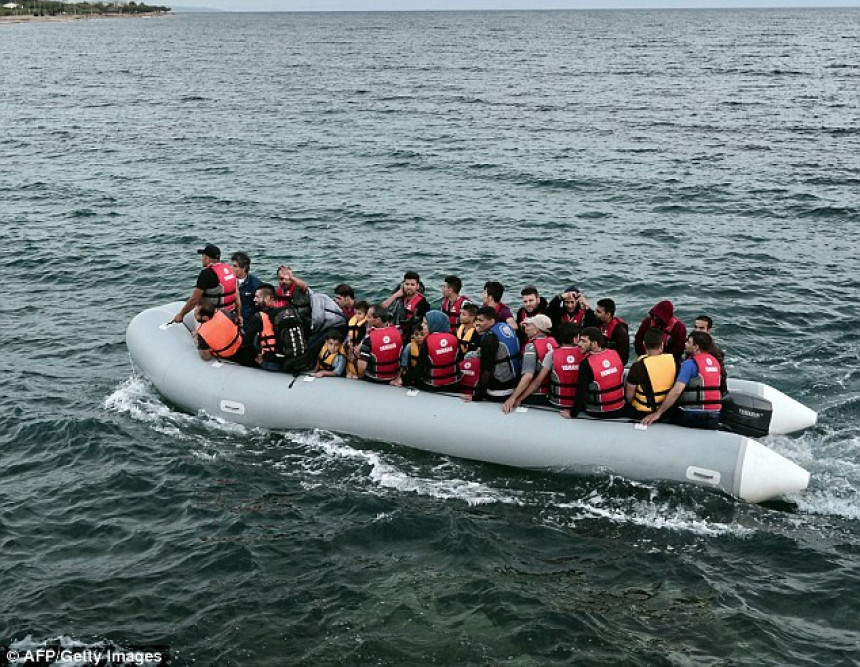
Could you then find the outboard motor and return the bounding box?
[720,393,773,438]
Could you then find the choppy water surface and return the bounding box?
[1,9,858,665]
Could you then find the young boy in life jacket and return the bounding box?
[391,316,428,387]
[313,330,347,378]
[344,301,369,379]
[456,303,480,361]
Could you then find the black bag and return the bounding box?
[273,307,309,373]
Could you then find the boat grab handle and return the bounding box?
[219,400,246,416]
[685,466,721,486]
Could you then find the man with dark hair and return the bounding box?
[354,304,403,384]
[470,306,521,402]
[174,243,241,326]
[382,271,430,339]
[595,297,629,365]
[244,283,284,372]
[625,328,677,419]
[547,285,598,335]
[634,299,687,363]
[515,286,549,345]
[231,251,261,333]
[193,301,254,366]
[693,314,727,395]
[334,284,356,321]
[570,326,626,419]
[482,280,518,331]
[694,315,713,330]
[273,265,310,311]
[640,331,723,430]
[441,275,470,333]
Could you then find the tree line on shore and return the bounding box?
[0,2,170,17]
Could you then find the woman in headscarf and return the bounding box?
[397,310,460,390]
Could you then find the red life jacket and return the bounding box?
[203,263,237,311]
[549,346,584,408]
[458,358,480,396]
[584,349,625,413]
[529,336,557,395]
[441,295,469,332]
[679,352,723,411]
[561,308,585,326]
[601,317,627,340]
[258,311,277,356]
[197,310,242,359]
[401,293,426,323]
[424,332,459,387]
[274,283,297,309]
[364,326,402,382]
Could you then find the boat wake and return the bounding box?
[765,428,860,522]
[103,376,857,540]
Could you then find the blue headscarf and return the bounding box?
[424,310,449,334]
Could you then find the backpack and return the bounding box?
[310,291,347,333]
[273,307,309,373]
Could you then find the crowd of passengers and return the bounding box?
[174,244,728,430]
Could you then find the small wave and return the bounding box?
[551,492,753,538]
[5,635,167,666]
[286,429,522,507]
[766,431,860,522]
[794,490,860,522]
[103,376,248,440]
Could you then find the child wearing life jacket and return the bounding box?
[313,330,347,378]
[393,317,428,386]
[456,303,479,361]
[345,301,369,379]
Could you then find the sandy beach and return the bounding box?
[0,11,170,24]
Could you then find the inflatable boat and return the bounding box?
[126,302,817,503]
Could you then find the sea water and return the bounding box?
[1,9,858,665]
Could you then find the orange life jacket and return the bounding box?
[198,310,242,359]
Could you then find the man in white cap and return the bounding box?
[502,314,557,413]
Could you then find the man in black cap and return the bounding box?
[173,244,242,326]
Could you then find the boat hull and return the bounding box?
[126,303,811,503]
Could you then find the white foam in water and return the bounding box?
[794,490,860,522]
[103,376,249,440]
[553,493,753,538]
[7,635,165,666]
[766,431,860,522]
[285,429,523,506]
[103,376,186,437]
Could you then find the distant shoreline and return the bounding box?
[0,11,171,25]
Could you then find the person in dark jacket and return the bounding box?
[231,251,261,333]
[595,297,630,366]
[633,299,687,364]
